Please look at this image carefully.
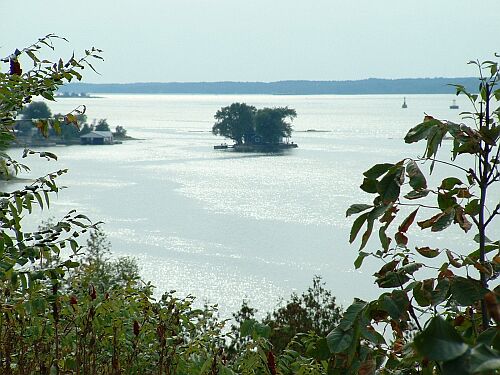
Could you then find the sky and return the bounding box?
[1,0,498,83]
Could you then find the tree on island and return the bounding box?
[114,125,127,138]
[212,102,256,144]
[255,106,296,144]
[21,101,52,120]
[16,101,53,135]
[212,102,297,145]
[94,118,110,131]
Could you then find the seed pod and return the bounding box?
[89,285,97,300]
[267,351,276,375]
[133,320,140,336]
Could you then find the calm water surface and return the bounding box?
[11,94,499,317]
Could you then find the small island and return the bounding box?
[13,101,130,147]
[212,103,298,152]
[55,92,100,99]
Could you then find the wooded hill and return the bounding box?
[61,77,478,95]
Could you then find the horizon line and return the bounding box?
[68,76,476,85]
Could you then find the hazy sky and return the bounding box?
[1,0,498,83]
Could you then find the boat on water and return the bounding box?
[450,99,459,109]
[402,97,407,109]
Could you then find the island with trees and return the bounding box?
[13,101,130,146]
[212,102,298,152]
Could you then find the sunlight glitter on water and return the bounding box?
[12,93,498,317]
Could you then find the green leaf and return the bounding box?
[440,177,463,190]
[414,316,468,361]
[326,327,353,353]
[380,290,410,320]
[360,216,374,250]
[477,327,499,347]
[431,209,455,232]
[441,350,471,375]
[469,344,500,372]
[360,178,377,193]
[240,319,256,336]
[464,199,480,216]
[379,226,391,251]
[430,278,450,306]
[413,279,433,307]
[438,193,457,210]
[377,167,404,204]
[305,337,331,361]
[406,160,427,190]
[416,246,440,258]
[253,321,271,339]
[404,120,439,144]
[346,204,372,217]
[450,277,489,306]
[34,192,44,209]
[349,212,369,244]
[363,163,394,179]
[360,324,386,345]
[376,271,410,288]
[399,262,422,275]
[404,189,430,200]
[338,299,367,331]
[354,251,369,269]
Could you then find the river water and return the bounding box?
[8,93,498,317]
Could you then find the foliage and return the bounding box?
[340,58,500,374]
[212,103,297,145]
[95,118,111,131]
[0,36,331,374]
[228,276,342,360]
[114,125,127,138]
[6,36,498,375]
[73,226,140,293]
[254,107,296,144]
[212,102,256,144]
[79,123,92,136]
[21,101,52,120]
[264,276,342,354]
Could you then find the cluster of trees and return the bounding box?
[212,103,297,145]
[0,35,498,374]
[16,101,126,143]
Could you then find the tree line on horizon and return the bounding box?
[60,77,479,95]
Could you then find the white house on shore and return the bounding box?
[80,131,114,145]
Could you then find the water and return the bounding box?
[6,94,498,318]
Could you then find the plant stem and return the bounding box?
[478,85,490,330]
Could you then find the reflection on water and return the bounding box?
[7,94,498,318]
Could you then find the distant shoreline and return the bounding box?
[61,77,478,95]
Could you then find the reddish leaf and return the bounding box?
[454,207,472,232]
[485,292,500,324]
[398,208,419,233]
[446,250,462,268]
[417,212,442,229]
[438,269,454,279]
[375,260,399,277]
[395,231,408,246]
